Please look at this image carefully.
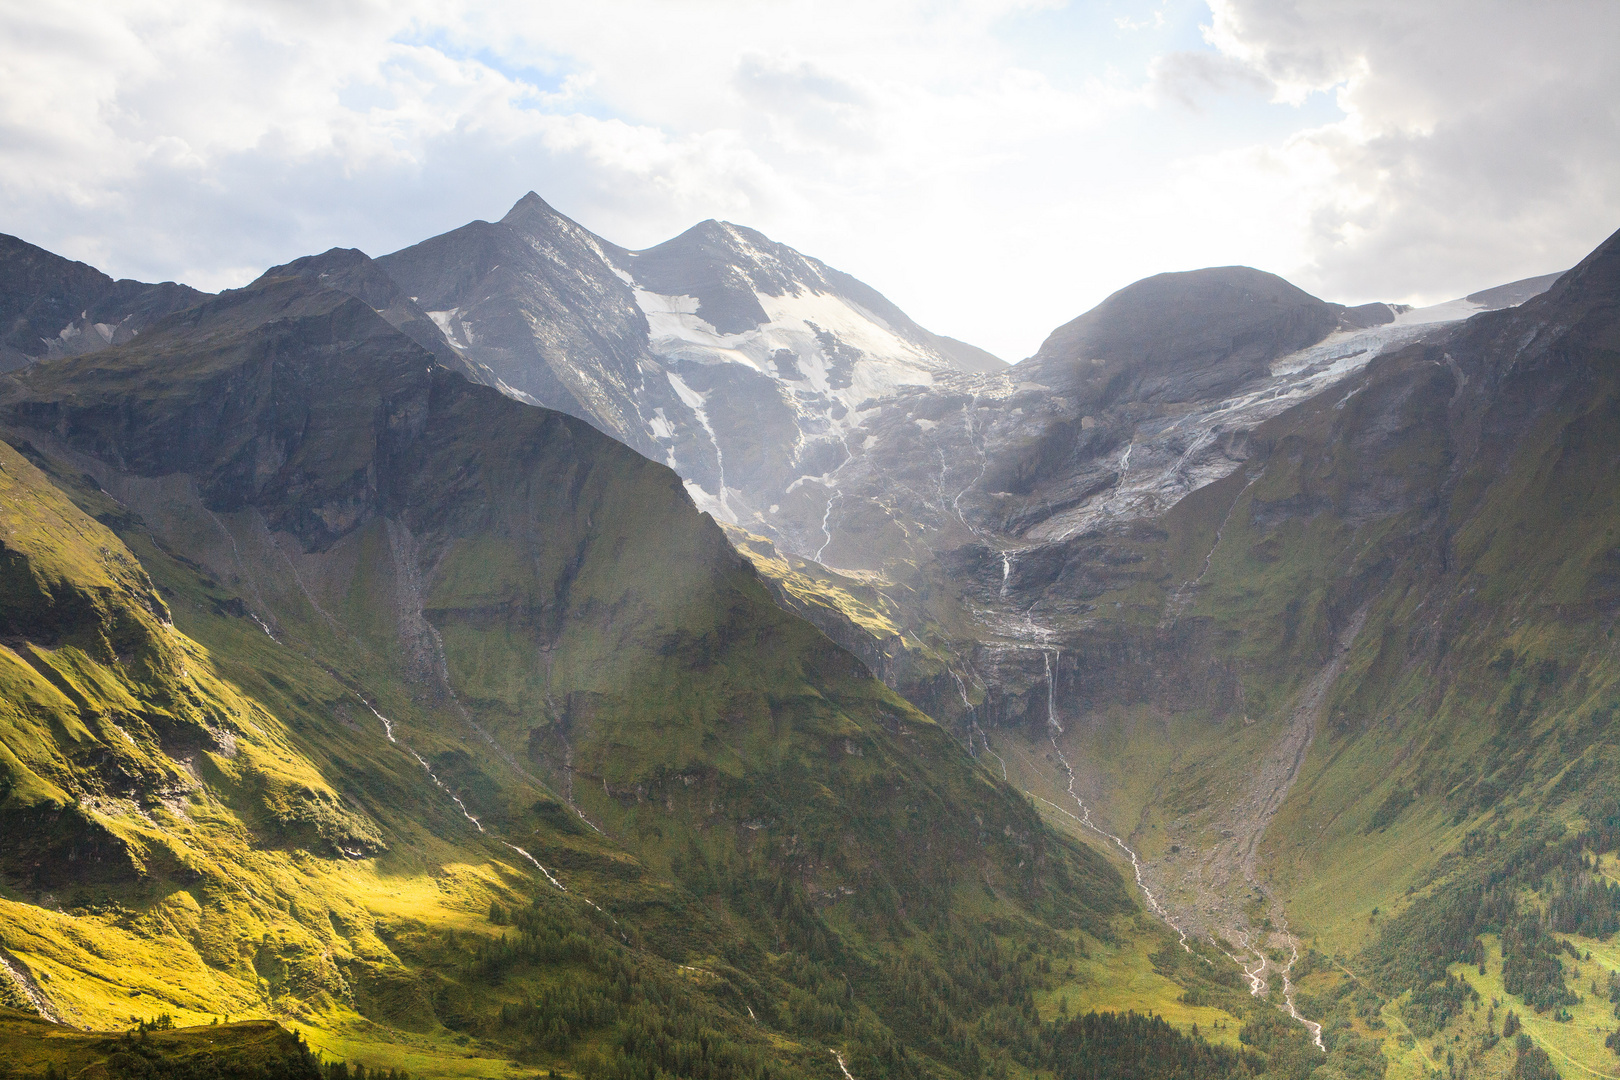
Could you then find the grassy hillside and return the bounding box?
[917,230,1620,1078]
[0,1008,326,1079]
[0,261,1263,1078]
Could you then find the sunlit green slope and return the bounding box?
[956,229,1620,1080]
[0,1008,323,1078]
[0,255,1262,1079]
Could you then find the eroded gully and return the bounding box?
[359,697,630,933]
[1029,628,1369,1049]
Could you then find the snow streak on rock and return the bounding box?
[666,370,737,523]
[1028,302,1490,542]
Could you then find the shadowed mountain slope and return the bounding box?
[1019,266,1341,402]
[0,199,1594,1079]
[0,234,206,373]
[0,253,1256,1080]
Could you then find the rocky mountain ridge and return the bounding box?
[0,193,1606,1080]
[362,195,1557,597]
[0,233,205,373]
[375,193,1005,538]
[0,242,1229,1079]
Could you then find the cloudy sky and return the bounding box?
[2,0,1615,360]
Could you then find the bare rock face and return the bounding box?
[367,196,1565,612]
[1020,266,1341,405]
[0,233,206,372]
[375,193,1006,545]
[363,198,1574,751]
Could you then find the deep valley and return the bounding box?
[2,196,1619,1080]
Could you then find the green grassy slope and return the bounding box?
[0,260,1256,1078]
[0,1008,324,1079]
[948,229,1620,1077]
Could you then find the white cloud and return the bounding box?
[1147,50,1273,109]
[1201,0,1620,303]
[0,0,1614,358]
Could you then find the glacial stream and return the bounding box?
[363,700,485,833]
[1040,652,1196,954]
[1035,650,1324,1047]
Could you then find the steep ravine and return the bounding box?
[993,622,1348,1047]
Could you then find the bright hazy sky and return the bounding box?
[2,0,1616,360]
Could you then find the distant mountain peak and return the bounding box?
[1531,224,1620,310]
[256,246,373,283]
[500,190,563,223]
[496,191,616,258]
[375,192,1007,547]
[0,232,207,371]
[1023,264,1339,400]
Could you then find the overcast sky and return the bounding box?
[2,0,1615,360]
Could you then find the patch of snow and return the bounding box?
[667,372,737,522]
[1393,297,1485,325]
[683,478,732,521]
[664,370,704,411]
[629,280,945,446]
[785,472,837,494]
[489,375,537,403]
[648,407,675,440]
[1029,300,1488,542]
[426,308,458,335]
[426,308,476,347]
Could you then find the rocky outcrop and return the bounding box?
[0,233,205,372]
[375,193,1006,551]
[1020,266,1340,403]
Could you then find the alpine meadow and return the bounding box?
[2,4,1620,1080]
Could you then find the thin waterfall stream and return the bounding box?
[1037,651,1324,1040]
[362,700,484,833]
[1040,650,1197,955]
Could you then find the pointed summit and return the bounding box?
[1528,223,1620,312]
[494,190,627,262]
[500,190,562,225]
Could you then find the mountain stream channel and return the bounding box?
[989,618,1374,1053]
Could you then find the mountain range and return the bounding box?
[0,192,1616,1080]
